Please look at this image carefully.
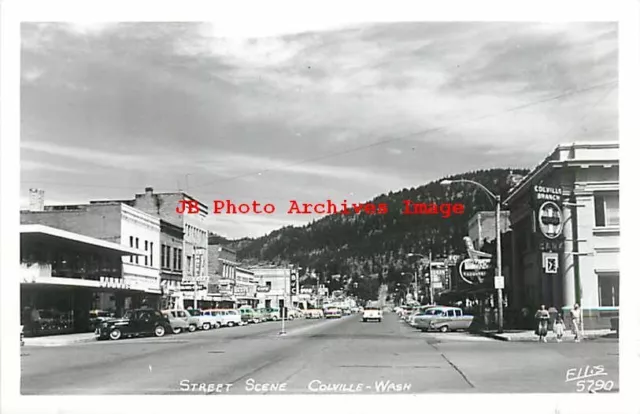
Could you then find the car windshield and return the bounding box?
[123,310,134,319]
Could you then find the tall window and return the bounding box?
[129,236,134,263]
[598,275,619,307]
[144,241,149,266]
[594,193,620,227]
[161,245,166,269]
[173,247,178,270]
[150,242,154,267]
[178,249,182,270]
[135,238,139,264]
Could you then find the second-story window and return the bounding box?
[150,242,154,267]
[129,236,134,263]
[144,241,149,266]
[594,193,620,227]
[135,238,139,264]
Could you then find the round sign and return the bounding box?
[458,258,491,285]
[538,201,564,239]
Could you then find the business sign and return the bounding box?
[542,252,559,274]
[99,276,131,290]
[533,186,564,240]
[234,286,248,296]
[256,285,271,293]
[459,258,492,285]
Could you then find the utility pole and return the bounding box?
[428,251,434,305]
[495,195,504,333]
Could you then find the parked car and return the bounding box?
[407,306,436,327]
[187,308,221,330]
[417,307,474,332]
[165,314,189,334]
[162,310,199,333]
[263,308,281,321]
[289,308,304,319]
[96,308,173,340]
[238,307,259,324]
[254,308,272,322]
[305,309,324,319]
[413,307,447,330]
[362,307,383,322]
[207,309,242,327]
[324,307,342,319]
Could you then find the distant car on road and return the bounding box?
[362,307,383,322]
[324,307,342,319]
[96,309,172,340]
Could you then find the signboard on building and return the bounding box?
[542,252,559,274]
[458,258,492,285]
[533,185,564,240]
[256,285,271,293]
[234,286,248,296]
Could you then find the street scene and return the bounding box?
[16,16,620,398]
[22,309,618,394]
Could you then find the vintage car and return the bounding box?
[362,307,382,322]
[163,309,199,332]
[324,307,342,319]
[238,307,259,324]
[204,309,242,327]
[96,308,173,340]
[186,308,222,330]
[305,309,324,319]
[416,306,474,332]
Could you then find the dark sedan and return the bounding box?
[96,308,172,341]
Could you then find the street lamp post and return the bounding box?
[407,253,428,304]
[440,179,504,333]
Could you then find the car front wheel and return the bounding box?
[188,324,197,332]
[155,325,166,337]
[227,321,235,327]
[202,323,211,330]
[109,328,122,340]
[172,327,182,334]
[439,325,449,333]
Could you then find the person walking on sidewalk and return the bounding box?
[553,312,566,343]
[534,305,550,342]
[570,303,582,342]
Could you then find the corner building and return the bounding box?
[504,141,619,329]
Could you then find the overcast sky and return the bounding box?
[20,21,618,238]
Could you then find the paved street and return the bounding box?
[21,313,619,395]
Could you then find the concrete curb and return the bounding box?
[471,330,615,342]
[24,336,97,347]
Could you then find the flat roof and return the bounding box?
[21,224,145,256]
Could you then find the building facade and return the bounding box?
[20,224,145,336]
[21,203,162,308]
[159,220,184,309]
[235,267,258,307]
[504,141,619,329]
[93,187,209,308]
[207,244,239,308]
[252,267,299,310]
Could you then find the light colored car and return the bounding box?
[162,309,199,332]
[207,309,243,327]
[165,314,189,334]
[362,307,382,322]
[424,307,474,332]
[187,308,221,330]
[324,307,342,319]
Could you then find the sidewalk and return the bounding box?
[473,328,615,342]
[23,332,97,347]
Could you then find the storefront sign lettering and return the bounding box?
[459,258,492,285]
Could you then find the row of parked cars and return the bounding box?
[94,306,307,341]
[395,305,474,333]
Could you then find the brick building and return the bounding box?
[207,244,239,308]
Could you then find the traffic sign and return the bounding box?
[543,252,559,274]
[494,276,504,289]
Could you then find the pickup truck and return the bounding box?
[415,306,473,332]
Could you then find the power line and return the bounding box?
[189,79,617,190]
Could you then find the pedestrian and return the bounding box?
[553,312,565,342]
[534,305,550,342]
[570,303,582,342]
